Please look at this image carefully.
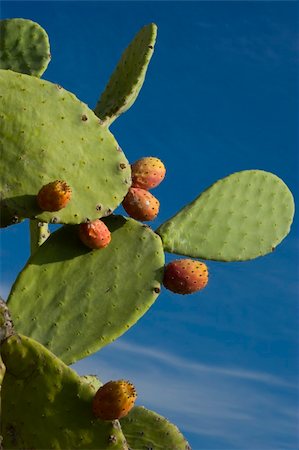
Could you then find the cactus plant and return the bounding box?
[7,216,164,365]
[1,334,128,449]
[0,18,50,76]
[0,17,295,450]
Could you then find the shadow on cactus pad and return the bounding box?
[0,18,51,77]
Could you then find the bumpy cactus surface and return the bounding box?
[0,18,295,450]
[0,70,131,225]
[8,216,164,365]
[0,18,50,76]
[1,334,128,449]
[120,406,191,450]
[94,23,157,126]
[156,170,294,261]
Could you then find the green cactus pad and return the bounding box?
[0,69,131,224]
[0,18,50,77]
[7,216,164,365]
[120,406,191,450]
[81,375,103,392]
[0,334,128,449]
[94,24,157,126]
[156,170,295,262]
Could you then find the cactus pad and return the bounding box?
[94,24,157,126]
[0,69,131,224]
[0,334,128,449]
[156,170,295,261]
[120,406,191,450]
[81,375,102,392]
[7,216,164,364]
[0,18,50,77]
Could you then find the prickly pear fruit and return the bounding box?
[163,259,208,294]
[92,380,137,420]
[122,187,159,221]
[79,219,111,249]
[37,180,71,212]
[131,157,166,190]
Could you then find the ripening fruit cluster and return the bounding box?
[36,170,209,294]
[122,157,166,221]
[36,180,112,250]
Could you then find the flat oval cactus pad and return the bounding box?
[120,406,191,450]
[7,216,164,365]
[156,170,295,261]
[0,70,131,224]
[0,18,50,77]
[0,334,127,449]
[94,23,157,126]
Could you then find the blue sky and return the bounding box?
[1,1,298,449]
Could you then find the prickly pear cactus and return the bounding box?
[0,18,50,76]
[0,334,128,449]
[94,23,157,127]
[0,16,295,450]
[7,216,164,364]
[120,406,191,450]
[0,70,131,224]
[156,170,295,261]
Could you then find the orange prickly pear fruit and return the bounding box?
[163,259,208,294]
[37,180,71,212]
[79,219,111,249]
[92,380,137,420]
[131,157,166,190]
[122,187,159,221]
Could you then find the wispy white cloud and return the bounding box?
[73,339,299,449]
[110,340,296,389]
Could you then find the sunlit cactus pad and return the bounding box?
[157,170,295,261]
[0,69,131,224]
[94,23,157,126]
[7,216,164,364]
[120,406,191,450]
[0,18,50,77]
[0,334,128,449]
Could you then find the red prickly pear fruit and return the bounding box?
[131,157,166,190]
[92,380,137,420]
[79,219,111,249]
[163,259,208,295]
[122,187,159,221]
[37,180,71,212]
